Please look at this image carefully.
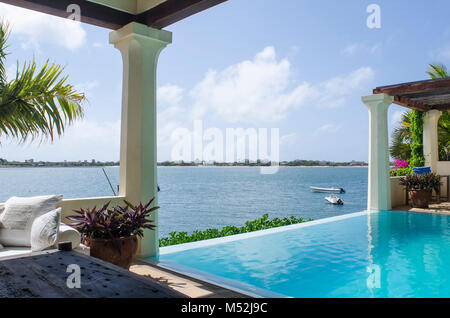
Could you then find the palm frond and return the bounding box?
[426,63,449,79]
[0,21,10,85]
[0,23,85,143]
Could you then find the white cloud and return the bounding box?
[0,119,121,161]
[75,81,100,99]
[318,67,375,108]
[190,46,314,123]
[0,3,86,50]
[158,84,184,109]
[390,110,405,126]
[280,133,297,145]
[157,84,188,158]
[342,42,381,56]
[315,124,342,135]
[188,47,374,122]
[342,43,360,56]
[92,42,104,49]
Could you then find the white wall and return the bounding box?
[437,161,450,176]
[391,177,407,208]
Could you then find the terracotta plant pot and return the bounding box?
[83,235,138,269]
[409,189,432,208]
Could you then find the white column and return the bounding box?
[362,94,394,211]
[110,23,172,257]
[423,110,442,173]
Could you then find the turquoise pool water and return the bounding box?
[149,211,450,298]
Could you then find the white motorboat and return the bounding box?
[310,186,345,193]
[325,195,344,205]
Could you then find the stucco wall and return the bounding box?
[390,174,449,208]
[437,161,450,176]
[391,177,407,208]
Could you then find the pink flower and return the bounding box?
[393,159,409,169]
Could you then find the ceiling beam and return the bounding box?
[0,0,137,29]
[138,0,227,29]
[431,104,450,111]
[393,95,428,112]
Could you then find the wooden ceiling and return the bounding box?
[0,0,227,30]
[374,78,450,112]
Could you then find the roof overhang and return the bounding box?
[374,78,450,112]
[0,0,227,30]
[87,0,167,14]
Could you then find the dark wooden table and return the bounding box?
[0,250,186,298]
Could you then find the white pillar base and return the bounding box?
[362,94,394,211]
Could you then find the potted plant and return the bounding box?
[399,173,440,208]
[67,198,158,269]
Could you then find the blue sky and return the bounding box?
[1,0,450,162]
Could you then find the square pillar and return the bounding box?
[423,110,442,173]
[362,94,394,211]
[110,23,172,257]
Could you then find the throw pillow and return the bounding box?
[30,208,61,252]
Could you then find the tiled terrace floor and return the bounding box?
[130,260,249,298]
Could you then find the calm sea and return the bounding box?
[0,166,368,237]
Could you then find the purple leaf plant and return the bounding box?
[66,198,159,240]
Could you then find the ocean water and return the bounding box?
[155,210,450,298]
[0,166,367,237]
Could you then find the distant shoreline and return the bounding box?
[0,164,367,169]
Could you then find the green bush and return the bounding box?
[410,110,425,167]
[159,214,313,247]
[390,167,413,176]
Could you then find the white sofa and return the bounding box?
[0,196,90,259]
[0,224,90,258]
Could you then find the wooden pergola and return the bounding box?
[364,77,450,212]
[374,78,450,112]
[0,0,228,257]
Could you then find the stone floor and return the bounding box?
[130,260,249,298]
[393,201,450,215]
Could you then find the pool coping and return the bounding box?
[141,210,377,298]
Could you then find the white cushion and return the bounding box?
[0,195,62,247]
[30,208,61,252]
[55,223,81,250]
[0,247,31,258]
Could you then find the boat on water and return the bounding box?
[325,195,344,205]
[310,186,345,193]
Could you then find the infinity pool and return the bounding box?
[146,211,450,298]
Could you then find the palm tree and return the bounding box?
[389,111,412,160]
[0,22,85,143]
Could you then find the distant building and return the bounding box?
[25,159,34,163]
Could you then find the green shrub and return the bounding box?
[390,167,413,176]
[159,214,313,247]
[410,110,425,167]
